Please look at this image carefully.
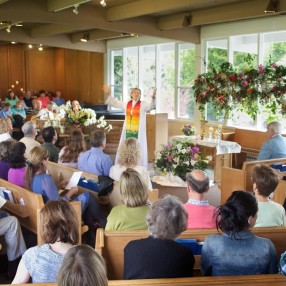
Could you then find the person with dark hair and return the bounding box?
[184,170,216,228]
[5,89,18,108]
[0,103,12,119]
[8,142,27,187]
[124,195,195,279]
[252,165,285,227]
[0,139,14,180]
[58,129,86,168]
[201,190,277,276]
[57,245,108,286]
[25,146,107,246]
[37,89,50,108]
[12,200,79,284]
[78,130,113,196]
[41,126,60,162]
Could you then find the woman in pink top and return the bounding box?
[8,142,27,187]
[38,90,50,108]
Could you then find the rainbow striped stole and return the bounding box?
[126,100,141,139]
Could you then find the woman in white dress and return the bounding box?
[103,85,156,168]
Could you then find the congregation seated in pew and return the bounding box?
[201,191,277,276]
[106,169,149,231]
[12,200,79,284]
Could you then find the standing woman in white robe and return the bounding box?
[103,86,156,168]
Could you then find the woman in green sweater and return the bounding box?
[106,168,149,230]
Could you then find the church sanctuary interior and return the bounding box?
[1,0,286,285]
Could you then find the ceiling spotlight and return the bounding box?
[6,25,11,33]
[28,44,33,49]
[100,0,106,7]
[81,33,89,42]
[265,0,279,13]
[73,4,79,14]
[11,41,16,44]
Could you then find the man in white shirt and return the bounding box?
[37,102,56,120]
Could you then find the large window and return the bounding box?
[109,42,195,119]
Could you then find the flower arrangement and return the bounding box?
[181,124,196,136]
[155,139,211,180]
[193,57,286,120]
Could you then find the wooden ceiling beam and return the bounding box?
[71,30,124,43]
[47,0,91,13]
[30,23,80,38]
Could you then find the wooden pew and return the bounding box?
[96,227,286,280]
[0,178,44,233]
[221,158,286,203]
[2,275,286,286]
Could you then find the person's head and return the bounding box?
[72,100,81,112]
[147,195,188,240]
[46,102,54,111]
[7,89,15,99]
[90,130,106,148]
[4,103,10,111]
[130,87,141,101]
[0,139,15,162]
[215,190,258,236]
[15,100,23,109]
[57,245,108,286]
[39,89,46,98]
[39,200,79,244]
[267,121,282,138]
[0,118,12,134]
[56,91,62,98]
[25,90,31,98]
[35,99,42,110]
[120,168,148,207]
[22,121,37,138]
[25,146,49,190]
[9,142,26,168]
[186,169,209,194]
[59,130,86,163]
[42,126,57,144]
[118,138,140,167]
[252,165,280,197]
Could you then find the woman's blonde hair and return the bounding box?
[120,168,148,207]
[57,245,108,286]
[118,138,140,167]
[0,118,12,134]
[39,200,79,244]
[25,146,49,190]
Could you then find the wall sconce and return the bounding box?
[73,4,79,14]
[265,0,279,13]
[81,33,89,42]
[38,44,43,51]
[182,15,192,27]
[100,0,106,7]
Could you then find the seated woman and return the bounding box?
[8,142,27,187]
[57,245,108,286]
[11,100,26,129]
[25,146,107,246]
[124,195,195,279]
[58,129,86,168]
[71,100,81,113]
[109,138,152,190]
[0,139,14,180]
[106,168,149,230]
[12,200,78,284]
[0,118,13,142]
[201,190,277,276]
[5,89,18,108]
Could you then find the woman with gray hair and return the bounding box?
[124,195,195,279]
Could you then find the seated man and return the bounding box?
[78,130,113,196]
[252,164,285,227]
[0,103,12,119]
[20,121,41,160]
[184,170,216,228]
[41,126,60,163]
[52,91,65,106]
[37,102,56,120]
[257,121,286,160]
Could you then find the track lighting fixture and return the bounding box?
[73,4,79,14]
[265,0,279,13]
[6,25,11,33]
[100,0,106,7]
[81,33,89,42]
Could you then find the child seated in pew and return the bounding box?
[25,146,107,247]
[105,169,149,230]
[124,195,195,279]
[57,244,108,286]
[12,200,79,284]
[201,191,277,276]
[252,165,285,227]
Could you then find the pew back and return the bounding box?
[0,179,44,233]
[96,227,286,280]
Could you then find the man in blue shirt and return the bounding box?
[78,130,113,196]
[257,121,286,160]
[52,91,65,106]
[0,103,12,119]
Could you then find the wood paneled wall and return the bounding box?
[0,44,104,104]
